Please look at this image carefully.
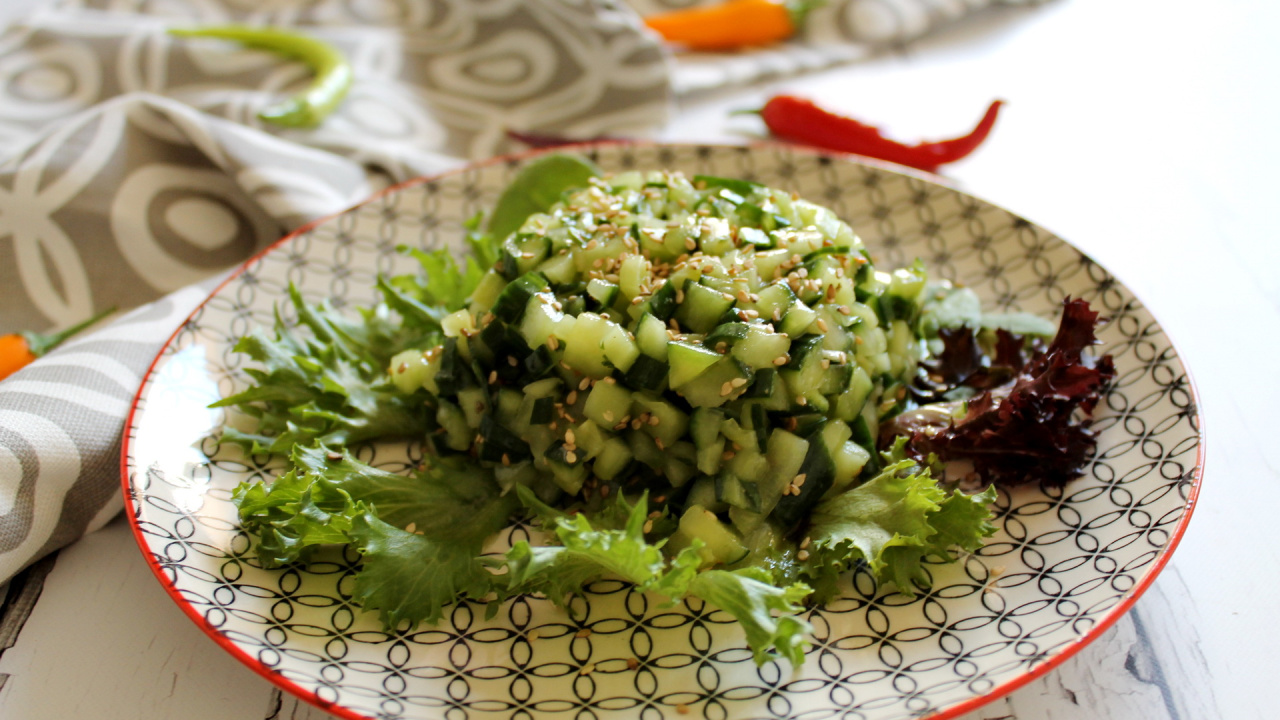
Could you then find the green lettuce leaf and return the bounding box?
[503,490,812,665]
[348,512,498,627]
[486,153,601,240]
[213,285,433,454]
[233,445,518,565]
[687,568,812,666]
[802,449,996,600]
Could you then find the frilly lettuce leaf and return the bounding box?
[348,512,498,628]
[213,285,434,454]
[687,568,812,666]
[803,442,996,601]
[504,489,813,665]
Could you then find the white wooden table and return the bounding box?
[2,1,1275,718]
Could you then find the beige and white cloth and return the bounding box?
[0,0,1044,584]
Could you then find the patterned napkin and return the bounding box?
[0,0,1041,584]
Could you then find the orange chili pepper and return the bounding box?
[644,0,808,51]
[0,307,116,381]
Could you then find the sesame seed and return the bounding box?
[648,415,661,426]
[797,550,811,561]
[730,377,747,388]
[816,318,829,332]
[801,536,812,549]
[722,450,735,461]
[720,381,734,396]
[576,627,592,638]
[654,437,665,450]
[676,704,690,715]
[547,335,560,350]
[721,292,735,302]
[631,296,645,305]
[737,290,750,303]
[604,410,615,422]
[643,519,653,533]
[773,355,789,366]
[565,428,576,445]
[502,453,510,466]
[626,658,639,670]
[566,390,578,405]
[579,377,591,390]
[508,356,518,367]
[488,370,498,384]
[565,450,578,464]
[685,237,697,250]
[397,362,408,374]
[579,664,595,676]
[326,451,343,461]
[795,473,807,486]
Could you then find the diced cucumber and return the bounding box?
[467,270,507,314]
[519,293,564,349]
[546,440,588,494]
[456,387,488,428]
[573,419,607,457]
[778,299,818,337]
[439,309,474,340]
[684,478,726,514]
[536,252,577,286]
[634,313,670,360]
[583,379,632,428]
[593,436,633,480]
[759,429,808,516]
[715,473,761,512]
[491,272,550,324]
[829,440,871,496]
[771,428,836,529]
[618,254,649,299]
[675,281,735,334]
[587,278,620,310]
[561,312,613,378]
[477,414,532,464]
[731,325,790,370]
[630,394,689,448]
[781,336,827,409]
[691,407,727,475]
[435,400,471,452]
[676,357,751,408]
[628,430,665,472]
[601,322,640,372]
[667,340,722,387]
[667,504,747,566]
[727,446,770,484]
[387,348,434,394]
[623,354,668,393]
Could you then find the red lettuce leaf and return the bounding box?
[900,298,1115,488]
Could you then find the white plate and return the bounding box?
[122,143,1203,720]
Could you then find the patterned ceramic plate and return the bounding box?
[122,144,1202,720]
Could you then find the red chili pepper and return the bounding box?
[0,307,116,381]
[757,95,1004,173]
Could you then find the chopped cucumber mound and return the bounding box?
[225,160,1001,667]
[395,171,931,533]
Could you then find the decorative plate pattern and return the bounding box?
[121,144,1202,720]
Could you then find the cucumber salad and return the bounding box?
[220,154,1113,665]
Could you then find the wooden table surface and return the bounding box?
[1,1,1275,719]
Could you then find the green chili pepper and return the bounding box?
[169,25,353,129]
